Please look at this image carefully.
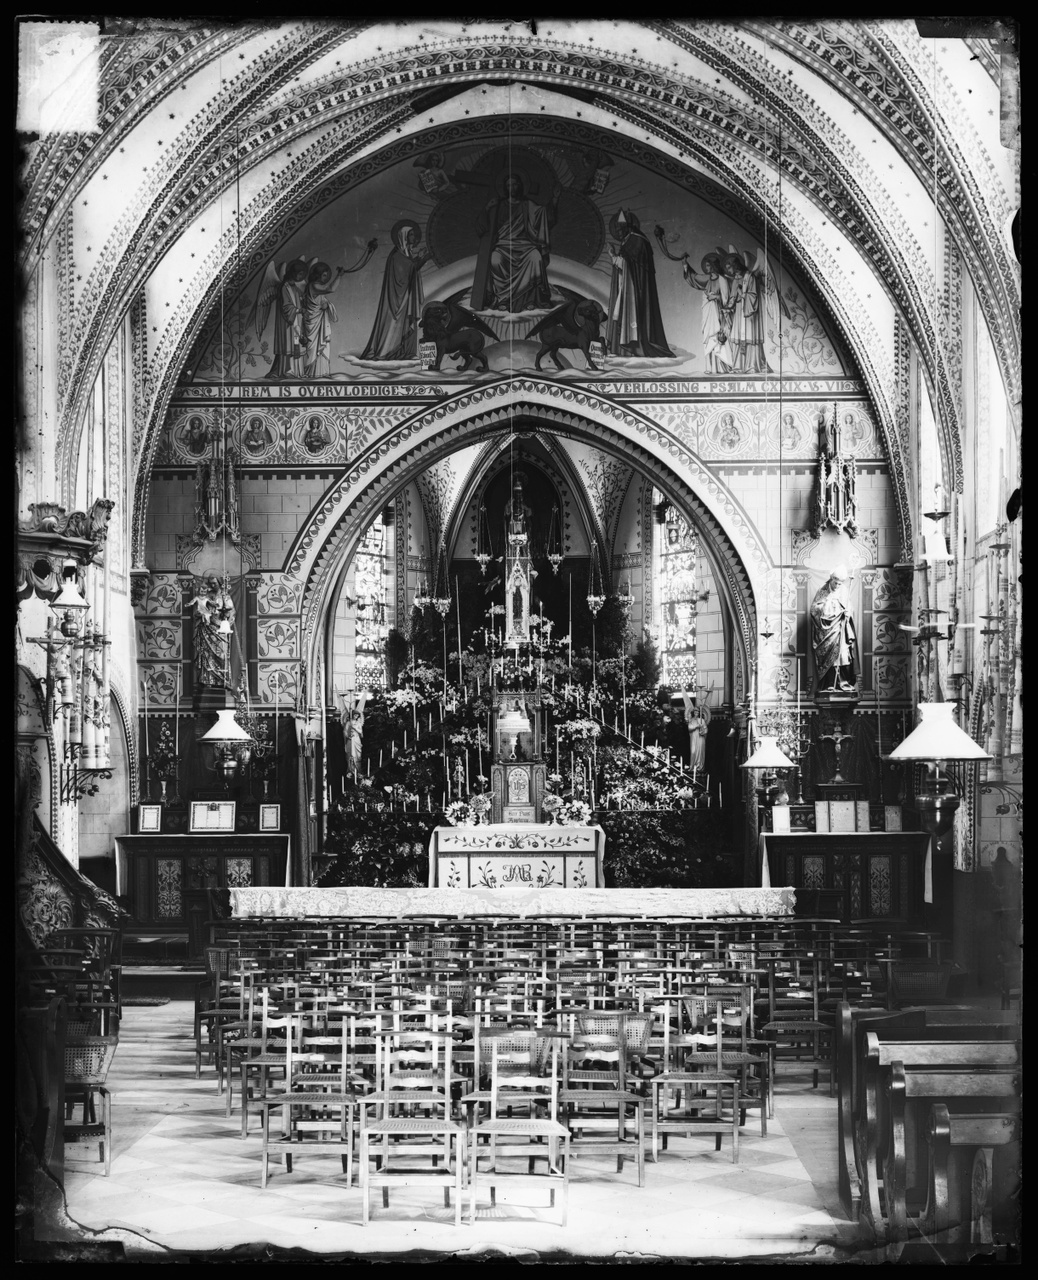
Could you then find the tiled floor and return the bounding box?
[53,983,864,1262]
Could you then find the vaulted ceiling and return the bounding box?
[18,19,1019,511]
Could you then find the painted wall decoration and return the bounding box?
[189,132,846,386]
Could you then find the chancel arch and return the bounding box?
[288,391,769,710]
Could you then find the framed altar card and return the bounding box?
[259,804,281,832]
[814,801,830,834]
[190,800,236,833]
[856,801,871,832]
[771,806,791,834]
[884,805,903,832]
[829,800,857,833]
[137,804,162,834]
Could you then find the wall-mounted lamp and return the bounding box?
[887,701,991,836]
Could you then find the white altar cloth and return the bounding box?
[427,823,605,888]
[229,885,795,919]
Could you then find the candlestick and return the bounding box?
[174,667,180,760]
[568,575,573,668]
[456,578,464,689]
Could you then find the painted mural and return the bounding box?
[189,132,846,386]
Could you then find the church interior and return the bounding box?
[16,18,1021,1263]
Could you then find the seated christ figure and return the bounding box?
[472,175,558,312]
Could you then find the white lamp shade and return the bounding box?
[888,701,991,762]
[741,735,796,769]
[200,708,252,743]
[51,579,90,612]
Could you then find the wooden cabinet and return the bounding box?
[115,835,290,930]
[759,832,930,926]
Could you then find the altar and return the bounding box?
[229,885,795,919]
[428,823,604,889]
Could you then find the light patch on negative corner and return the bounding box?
[18,21,101,135]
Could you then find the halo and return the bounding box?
[494,168,530,198]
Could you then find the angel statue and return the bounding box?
[246,257,310,380]
[722,246,790,375]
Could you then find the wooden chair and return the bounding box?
[761,957,833,1093]
[469,1035,569,1225]
[259,1015,359,1188]
[358,1025,465,1226]
[683,989,769,1133]
[648,1007,740,1165]
[558,1016,646,1186]
[64,1034,118,1176]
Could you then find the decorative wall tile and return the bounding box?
[872,655,909,700]
[138,619,182,660]
[257,618,300,659]
[255,576,303,615]
[255,662,299,706]
[140,574,182,616]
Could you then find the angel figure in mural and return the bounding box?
[606,209,673,358]
[247,257,310,379]
[300,242,378,378]
[472,173,559,313]
[361,221,433,360]
[243,416,274,455]
[680,251,735,374]
[723,247,790,375]
[186,574,235,689]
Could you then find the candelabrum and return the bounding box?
[757,703,811,802]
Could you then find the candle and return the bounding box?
[456,579,464,684]
[476,674,480,697]
[429,712,433,733]
[556,731,560,774]
[379,749,383,768]
[142,677,149,761]
[719,784,722,808]
[174,667,180,761]
[478,734,484,779]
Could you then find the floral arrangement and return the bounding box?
[443,799,474,826]
[541,793,563,818]
[556,798,592,826]
[468,793,492,820]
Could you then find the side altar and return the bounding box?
[428,823,604,888]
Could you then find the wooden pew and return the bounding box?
[885,1067,1020,1246]
[836,1002,925,1218]
[837,1002,1019,1220]
[857,1035,1021,1244]
[922,1105,1020,1250]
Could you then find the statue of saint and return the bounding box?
[810,567,859,694]
[186,574,235,689]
